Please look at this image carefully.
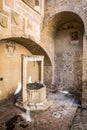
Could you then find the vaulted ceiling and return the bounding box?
[43,11,84,37]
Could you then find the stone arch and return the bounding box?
[44,1,86,31]
[0,37,52,87]
[43,11,85,37]
[41,11,84,98]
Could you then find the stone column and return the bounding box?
[52,63,55,84]
[22,55,28,106]
[82,34,87,108]
[41,57,44,83]
[40,0,45,16]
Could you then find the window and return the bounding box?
[22,0,39,8]
[22,0,41,13]
[35,0,39,6]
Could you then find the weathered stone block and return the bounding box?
[11,11,21,26]
[82,98,87,108]
[0,13,8,28]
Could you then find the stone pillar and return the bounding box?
[41,56,44,83]
[52,63,55,84]
[22,55,28,106]
[82,34,87,108]
[40,0,45,16]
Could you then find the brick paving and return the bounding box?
[70,108,87,130]
[0,91,77,130]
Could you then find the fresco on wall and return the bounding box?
[6,42,16,56]
[26,17,40,41]
[70,31,78,41]
[5,0,14,8]
[0,14,8,28]
[11,11,20,26]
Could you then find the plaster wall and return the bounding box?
[44,65,52,87]
[0,42,39,100]
[27,61,40,83]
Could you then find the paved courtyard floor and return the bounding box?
[0,91,78,130]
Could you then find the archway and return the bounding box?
[54,12,84,98]
[42,11,84,98]
[0,37,52,100]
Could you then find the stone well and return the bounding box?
[27,82,46,105]
[15,55,51,111]
[26,82,50,110]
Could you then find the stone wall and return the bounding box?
[42,0,87,106]
[82,36,87,107]
[44,65,52,87]
[54,24,83,96]
[1,0,87,106]
[0,0,40,42]
[44,0,87,28]
[40,28,54,85]
[0,0,53,99]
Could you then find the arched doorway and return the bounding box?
[53,12,84,98]
[42,11,84,98]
